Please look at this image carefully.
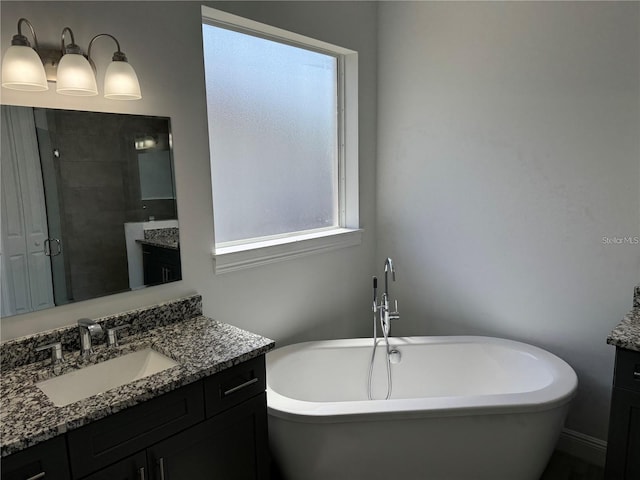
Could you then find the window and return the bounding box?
[202,6,360,273]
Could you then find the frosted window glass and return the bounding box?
[203,24,339,244]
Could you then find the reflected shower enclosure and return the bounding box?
[0,106,179,318]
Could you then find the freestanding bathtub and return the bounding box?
[266,336,577,480]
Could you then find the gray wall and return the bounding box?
[376,1,640,441]
[0,1,379,344]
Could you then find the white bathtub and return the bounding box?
[266,336,577,480]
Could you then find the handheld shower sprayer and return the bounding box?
[372,276,378,311]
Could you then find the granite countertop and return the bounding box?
[136,238,179,249]
[137,227,180,250]
[606,285,640,352]
[0,315,274,457]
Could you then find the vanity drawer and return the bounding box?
[204,355,266,417]
[1,436,70,480]
[614,348,640,393]
[68,381,204,478]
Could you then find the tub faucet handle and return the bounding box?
[390,299,400,321]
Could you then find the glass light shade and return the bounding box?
[104,61,141,100]
[56,53,98,96]
[1,45,48,91]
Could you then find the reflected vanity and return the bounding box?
[0,106,180,318]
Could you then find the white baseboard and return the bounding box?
[556,428,607,467]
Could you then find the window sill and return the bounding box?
[212,228,362,274]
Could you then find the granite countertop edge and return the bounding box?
[136,238,180,250]
[0,316,275,457]
[606,307,640,352]
[606,285,640,352]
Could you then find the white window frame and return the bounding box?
[202,6,361,274]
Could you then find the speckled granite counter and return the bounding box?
[136,227,180,249]
[136,238,179,249]
[0,296,274,457]
[606,285,640,352]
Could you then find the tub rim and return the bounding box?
[266,335,578,424]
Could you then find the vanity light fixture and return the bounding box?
[1,18,142,100]
[88,34,141,100]
[56,27,98,96]
[135,134,157,150]
[1,18,48,91]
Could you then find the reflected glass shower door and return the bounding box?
[33,108,71,306]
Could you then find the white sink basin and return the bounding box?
[37,348,178,407]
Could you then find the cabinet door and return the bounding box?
[68,381,204,478]
[1,436,70,480]
[605,387,640,480]
[80,451,147,480]
[147,393,269,480]
[142,246,181,285]
[142,246,161,285]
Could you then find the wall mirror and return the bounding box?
[1,105,180,318]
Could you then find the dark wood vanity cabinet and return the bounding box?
[1,356,269,480]
[142,244,181,286]
[605,347,640,479]
[147,394,268,480]
[80,452,146,480]
[1,436,71,480]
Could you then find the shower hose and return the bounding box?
[367,306,393,400]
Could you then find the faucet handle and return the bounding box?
[389,300,400,320]
[35,342,63,365]
[106,324,131,347]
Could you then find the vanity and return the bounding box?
[605,286,640,479]
[137,229,181,286]
[0,295,275,480]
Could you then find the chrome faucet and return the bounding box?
[373,258,400,337]
[78,318,103,357]
[368,258,401,400]
[382,258,399,330]
[384,258,395,299]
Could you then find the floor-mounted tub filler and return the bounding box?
[266,260,578,480]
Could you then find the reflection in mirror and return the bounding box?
[0,106,180,318]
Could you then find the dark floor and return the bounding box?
[540,451,604,480]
